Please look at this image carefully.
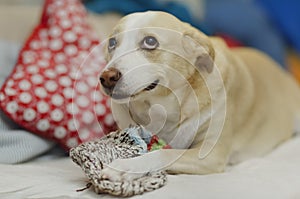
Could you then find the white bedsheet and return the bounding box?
[1,136,300,199]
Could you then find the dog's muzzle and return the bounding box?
[100,68,160,100]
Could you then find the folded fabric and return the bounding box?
[0,130,54,164]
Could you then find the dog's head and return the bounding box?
[99,11,215,103]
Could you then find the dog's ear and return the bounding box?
[182,27,215,73]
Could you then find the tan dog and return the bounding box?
[98,11,300,180]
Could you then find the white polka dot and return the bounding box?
[92,91,103,102]
[51,94,64,106]
[50,39,63,51]
[54,0,64,6]
[19,80,31,91]
[31,74,44,84]
[76,82,88,94]
[45,80,58,92]
[35,87,47,98]
[79,129,90,140]
[60,19,72,29]
[69,70,81,80]
[67,103,79,115]
[7,80,14,87]
[6,101,18,114]
[78,51,88,60]
[13,71,24,79]
[22,51,36,64]
[0,93,5,101]
[51,109,64,122]
[67,137,78,148]
[87,76,99,87]
[38,60,49,68]
[73,24,83,32]
[27,65,39,74]
[95,104,106,116]
[54,53,66,63]
[76,95,89,108]
[64,45,77,56]
[79,37,91,49]
[59,76,72,87]
[39,29,48,38]
[23,108,36,121]
[36,119,50,131]
[63,87,73,99]
[41,51,51,59]
[55,64,67,74]
[37,101,49,113]
[45,69,57,79]
[104,113,114,125]
[30,40,41,49]
[4,88,16,96]
[49,26,62,38]
[54,127,67,139]
[57,9,67,18]
[67,119,77,131]
[20,92,32,104]
[63,31,77,43]
[82,111,94,124]
[46,6,54,15]
[82,67,94,75]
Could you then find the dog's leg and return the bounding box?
[99,139,231,182]
[99,114,232,180]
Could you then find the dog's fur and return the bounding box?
[98,11,300,180]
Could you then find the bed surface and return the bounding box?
[1,136,300,199]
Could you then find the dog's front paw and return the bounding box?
[100,159,147,182]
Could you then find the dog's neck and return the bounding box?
[122,79,207,146]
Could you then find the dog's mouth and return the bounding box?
[143,79,160,91]
[107,79,160,101]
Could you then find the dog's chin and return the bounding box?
[107,79,160,104]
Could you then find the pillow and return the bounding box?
[0,0,117,150]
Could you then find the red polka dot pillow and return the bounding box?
[0,0,117,150]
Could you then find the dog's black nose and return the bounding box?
[100,68,122,90]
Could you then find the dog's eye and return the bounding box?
[141,36,159,50]
[108,37,117,51]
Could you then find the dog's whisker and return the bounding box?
[144,79,159,91]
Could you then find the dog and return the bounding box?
[98,11,300,180]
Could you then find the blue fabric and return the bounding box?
[257,0,300,54]
[84,0,209,33]
[203,0,286,67]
